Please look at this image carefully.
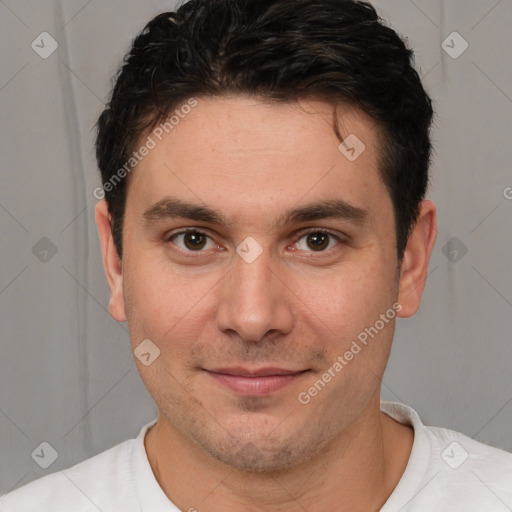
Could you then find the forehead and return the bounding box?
[126,96,390,226]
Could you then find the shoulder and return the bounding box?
[382,401,512,508]
[426,424,512,494]
[0,438,137,512]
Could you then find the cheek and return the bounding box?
[290,259,396,335]
[288,259,398,390]
[122,255,219,350]
[293,265,397,403]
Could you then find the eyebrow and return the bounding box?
[142,196,368,229]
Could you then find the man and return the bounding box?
[2,0,511,510]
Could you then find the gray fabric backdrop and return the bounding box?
[1,0,511,495]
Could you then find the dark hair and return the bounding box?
[95,0,434,260]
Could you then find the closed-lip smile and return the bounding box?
[204,367,309,395]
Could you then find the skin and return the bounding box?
[96,96,437,511]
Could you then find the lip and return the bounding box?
[209,366,306,377]
[204,367,309,396]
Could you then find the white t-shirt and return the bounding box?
[1,401,511,511]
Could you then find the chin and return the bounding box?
[207,441,301,473]
[195,423,323,474]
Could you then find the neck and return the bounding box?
[145,394,414,511]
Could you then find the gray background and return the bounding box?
[1,0,511,495]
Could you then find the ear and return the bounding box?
[95,200,127,322]
[397,199,437,318]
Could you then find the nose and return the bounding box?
[215,244,294,343]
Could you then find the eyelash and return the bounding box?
[166,227,345,257]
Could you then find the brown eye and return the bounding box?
[170,230,214,252]
[296,230,340,252]
[183,232,207,250]
[306,232,329,251]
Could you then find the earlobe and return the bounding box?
[397,200,437,318]
[95,200,127,322]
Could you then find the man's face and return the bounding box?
[106,96,407,471]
